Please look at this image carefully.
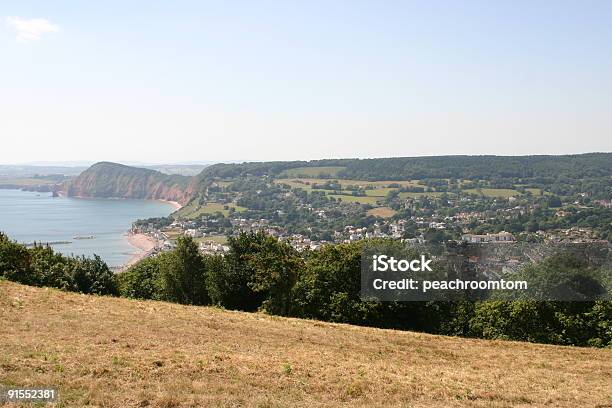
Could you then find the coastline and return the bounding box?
[124,232,158,269]
[63,193,183,210]
[157,199,183,210]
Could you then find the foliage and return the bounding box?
[205,232,267,311]
[1,230,610,347]
[0,232,117,295]
[117,256,164,300]
[158,236,209,305]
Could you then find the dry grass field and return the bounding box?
[1,280,611,408]
[366,207,397,218]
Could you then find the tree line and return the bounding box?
[195,153,611,182]
[1,231,610,347]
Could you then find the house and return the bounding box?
[185,229,203,238]
[461,231,515,243]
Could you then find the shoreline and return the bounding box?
[55,192,183,210]
[157,199,183,210]
[123,232,159,270]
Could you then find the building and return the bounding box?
[461,231,515,243]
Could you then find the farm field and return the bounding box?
[366,207,397,218]
[193,235,228,244]
[174,201,246,219]
[364,188,396,197]
[275,178,420,189]
[328,194,381,205]
[463,188,521,198]
[280,166,346,177]
[275,178,424,201]
[398,191,447,199]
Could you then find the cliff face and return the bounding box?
[63,162,194,204]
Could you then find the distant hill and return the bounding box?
[142,163,211,176]
[2,280,610,407]
[61,154,611,205]
[194,153,612,181]
[0,164,87,177]
[63,162,194,204]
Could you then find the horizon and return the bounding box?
[2,1,612,163]
[2,150,611,168]
[1,150,611,168]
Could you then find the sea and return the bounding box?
[0,189,175,267]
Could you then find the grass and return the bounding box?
[524,188,550,196]
[174,202,246,219]
[276,178,420,189]
[193,235,228,244]
[275,179,424,202]
[366,207,397,218]
[398,191,446,199]
[328,194,381,205]
[363,188,397,197]
[463,188,520,198]
[1,281,611,407]
[281,166,346,177]
[161,228,183,239]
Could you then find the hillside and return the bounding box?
[58,154,611,206]
[63,162,194,204]
[193,153,612,182]
[1,280,610,407]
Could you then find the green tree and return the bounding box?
[292,241,381,324]
[0,233,32,284]
[29,244,73,289]
[159,236,209,305]
[117,256,164,299]
[246,235,303,315]
[206,232,267,311]
[69,255,118,296]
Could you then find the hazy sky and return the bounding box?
[1,1,611,164]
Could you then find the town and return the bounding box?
[130,173,611,258]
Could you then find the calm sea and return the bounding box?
[0,189,174,267]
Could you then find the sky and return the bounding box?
[1,0,611,164]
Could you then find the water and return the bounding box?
[0,189,175,267]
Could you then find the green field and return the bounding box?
[275,178,420,189]
[275,178,426,201]
[280,166,346,177]
[328,194,381,204]
[525,187,548,196]
[364,187,397,197]
[398,191,447,199]
[463,188,520,198]
[175,202,246,219]
[194,235,228,244]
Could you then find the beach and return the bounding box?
[158,199,183,210]
[125,232,158,268]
